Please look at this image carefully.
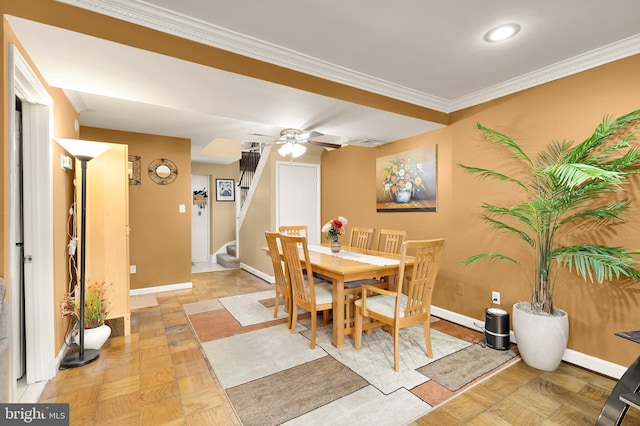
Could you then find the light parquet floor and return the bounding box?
[38,269,640,425]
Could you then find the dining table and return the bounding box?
[266,242,411,348]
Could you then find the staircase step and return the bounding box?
[226,244,237,257]
[216,253,239,268]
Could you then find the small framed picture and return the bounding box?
[128,155,141,185]
[216,178,235,201]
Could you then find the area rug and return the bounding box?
[129,293,158,310]
[416,343,519,391]
[184,290,521,426]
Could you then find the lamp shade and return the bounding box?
[291,143,307,158]
[56,138,109,161]
[278,142,306,158]
[278,142,293,156]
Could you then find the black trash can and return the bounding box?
[485,307,510,350]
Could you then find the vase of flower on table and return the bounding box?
[322,216,348,253]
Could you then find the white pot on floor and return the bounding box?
[512,302,568,371]
[72,324,111,350]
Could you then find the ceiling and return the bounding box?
[8,0,640,163]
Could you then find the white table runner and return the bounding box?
[307,245,400,266]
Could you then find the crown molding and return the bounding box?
[55,0,449,110]
[57,0,640,115]
[449,34,640,112]
[62,89,87,114]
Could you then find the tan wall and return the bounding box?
[80,127,192,290]
[191,162,239,254]
[321,54,640,367]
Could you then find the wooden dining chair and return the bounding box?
[369,228,408,289]
[264,231,290,324]
[376,229,407,254]
[353,238,445,371]
[348,227,375,250]
[280,234,333,349]
[279,225,308,238]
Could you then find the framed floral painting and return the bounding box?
[376,145,437,212]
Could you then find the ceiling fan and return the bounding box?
[249,128,342,158]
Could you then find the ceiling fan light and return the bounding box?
[278,142,293,156]
[291,143,307,158]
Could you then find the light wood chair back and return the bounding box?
[348,227,375,250]
[279,225,308,238]
[280,234,333,349]
[264,232,290,323]
[376,229,407,254]
[354,238,445,371]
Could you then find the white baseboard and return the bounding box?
[431,305,627,379]
[240,263,273,283]
[130,282,192,296]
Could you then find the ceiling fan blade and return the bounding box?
[307,140,342,149]
[248,132,277,139]
[300,130,324,139]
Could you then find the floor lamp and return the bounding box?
[57,138,109,368]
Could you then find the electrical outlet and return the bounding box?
[492,291,501,304]
[130,265,137,274]
[456,283,465,296]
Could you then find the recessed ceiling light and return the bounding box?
[483,23,521,43]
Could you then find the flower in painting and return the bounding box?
[322,216,348,241]
[381,157,426,199]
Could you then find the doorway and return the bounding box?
[191,175,210,263]
[276,161,321,244]
[8,44,56,401]
[11,97,25,382]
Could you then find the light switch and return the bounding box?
[179,204,186,213]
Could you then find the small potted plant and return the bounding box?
[322,216,348,252]
[61,281,112,350]
[459,110,640,370]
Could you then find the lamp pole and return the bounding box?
[60,156,100,368]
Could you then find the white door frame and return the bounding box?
[8,44,56,400]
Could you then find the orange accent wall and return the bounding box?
[80,127,192,290]
[321,54,640,367]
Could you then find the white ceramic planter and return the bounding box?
[512,302,569,371]
[72,324,111,350]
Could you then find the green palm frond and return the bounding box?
[462,253,520,266]
[475,123,533,167]
[567,110,640,163]
[457,164,528,190]
[538,163,624,189]
[560,199,631,225]
[482,216,534,246]
[554,245,640,283]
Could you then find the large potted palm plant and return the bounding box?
[459,110,640,371]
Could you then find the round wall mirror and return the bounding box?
[148,158,178,185]
[155,164,171,178]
